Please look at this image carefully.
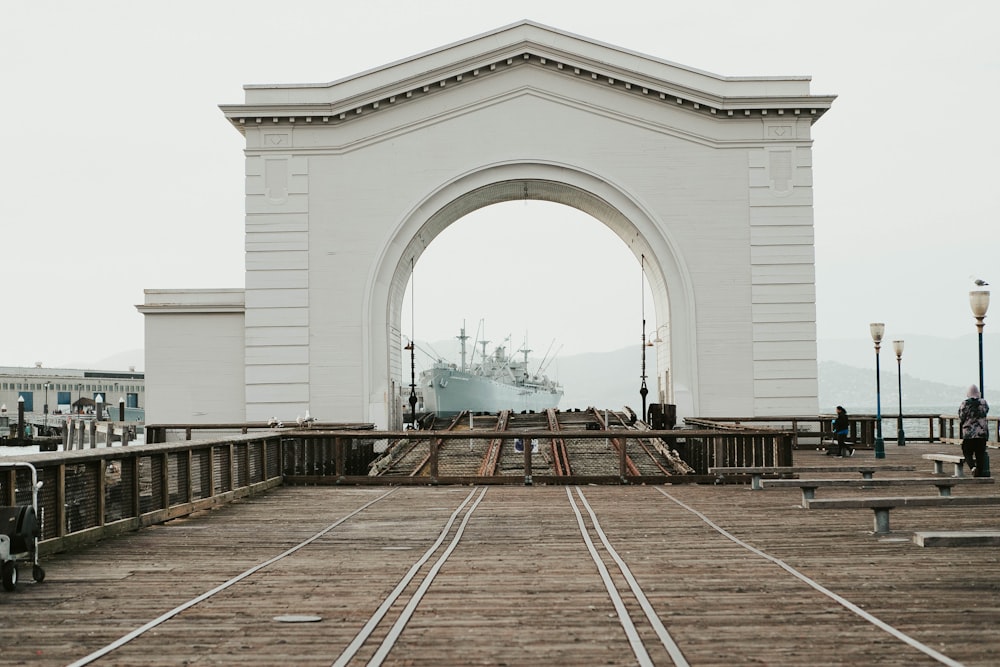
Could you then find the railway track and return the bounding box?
[372,408,644,478]
[65,486,693,666]
[58,483,968,666]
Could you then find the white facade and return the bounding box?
[142,21,834,427]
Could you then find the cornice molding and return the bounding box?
[220,26,834,134]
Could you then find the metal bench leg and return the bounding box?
[800,487,816,504]
[751,474,763,490]
[932,461,944,475]
[873,508,891,534]
[936,485,953,497]
[953,463,964,478]
[861,472,874,480]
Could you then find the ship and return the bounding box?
[418,324,563,416]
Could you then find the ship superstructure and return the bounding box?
[419,324,563,415]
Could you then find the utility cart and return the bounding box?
[0,461,45,591]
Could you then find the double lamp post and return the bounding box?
[869,286,990,460]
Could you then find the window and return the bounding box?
[57,391,71,406]
[127,393,139,408]
[18,392,33,412]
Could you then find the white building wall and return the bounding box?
[140,290,246,424]
[143,22,832,426]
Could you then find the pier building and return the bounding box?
[140,21,834,428]
[0,364,144,423]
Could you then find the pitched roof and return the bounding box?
[221,21,834,131]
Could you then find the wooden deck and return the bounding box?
[2,442,998,666]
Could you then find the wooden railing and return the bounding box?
[3,433,284,557]
[684,414,999,448]
[936,415,1000,443]
[2,426,793,556]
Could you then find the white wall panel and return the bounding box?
[144,23,831,425]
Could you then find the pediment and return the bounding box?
[221,21,834,133]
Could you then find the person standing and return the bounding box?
[829,406,853,457]
[958,385,990,477]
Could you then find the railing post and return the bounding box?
[207,446,217,497]
[186,449,194,502]
[618,437,627,482]
[130,456,141,520]
[335,437,345,481]
[57,464,67,537]
[228,443,235,492]
[97,458,107,527]
[524,436,532,486]
[158,453,170,510]
[430,439,439,483]
[3,468,15,505]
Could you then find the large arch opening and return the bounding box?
[367,163,699,428]
[399,201,661,416]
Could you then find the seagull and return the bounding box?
[267,416,278,428]
[302,409,316,427]
[974,279,989,286]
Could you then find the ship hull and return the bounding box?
[421,367,562,415]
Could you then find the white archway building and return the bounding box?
[140,22,834,427]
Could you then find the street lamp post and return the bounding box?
[893,340,905,446]
[43,381,50,434]
[970,289,990,397]
[640,322,649,421]
[639,255,649,421]
[404,340,417,427]
[970,289,990,476]
[870,323,886,459]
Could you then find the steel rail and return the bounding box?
[365,487,488,666]
[331,487,486,667]
[66,488,401,667]
[545,408,572,475]
[564,487,654,666]
[573,488,690,666]
[607,410,674,476]
[410,411,467,477]
[654,487,964,667]
[587,408,642,477]
[476,409,510,476]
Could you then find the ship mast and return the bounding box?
[457,322,469,372]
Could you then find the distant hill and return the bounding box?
[417,337,975,415]
[818,333,997,389]
[818,360,965,414]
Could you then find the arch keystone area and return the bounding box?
[140,21,835,427]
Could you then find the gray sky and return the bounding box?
[3,1,998,370]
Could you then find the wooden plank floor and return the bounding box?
[2,442,998,666]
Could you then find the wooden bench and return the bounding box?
[761,477,995,504]
[804,495,1000,534]
[922,453,966,477]
[709,465,916,490]
[912,530,1000,547]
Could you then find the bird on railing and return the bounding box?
[295,411,316,428]
[267,417,284,428]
